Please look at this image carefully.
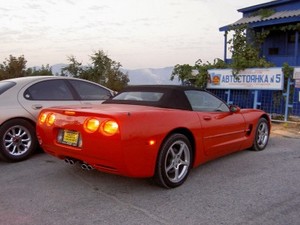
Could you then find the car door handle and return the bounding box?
[203,116,212,120]
[32,104,43,110]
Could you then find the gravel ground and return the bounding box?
[271,121,300,139]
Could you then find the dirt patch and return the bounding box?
[271,121,300,138]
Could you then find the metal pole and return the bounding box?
[284,77,291,121]
[225,89,232,105]
[253,90,261,109]
[224,31,228,63]
[295,31,299,65]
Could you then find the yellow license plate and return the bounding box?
[62,130,79,146]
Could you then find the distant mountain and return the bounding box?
[49,64,180,85]
[50,64,67,75]
[122,67,180,85]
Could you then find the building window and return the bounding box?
[288,34,295,43]
[269,48,279,55]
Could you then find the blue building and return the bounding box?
[216,0,300,119]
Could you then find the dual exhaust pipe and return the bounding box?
[64,158,77,165]
[81,163,94,171]
[64,158,94,170]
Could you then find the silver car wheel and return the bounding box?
[256,121,269,149]
[3,125,32,156]
[251,118,270,151]
[164,140,191,183]
[154,133,192,188]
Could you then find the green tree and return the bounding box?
[105,62,130,91]
[27,64,52,76]
[171,58,228,88]
[61,56,83,77]
[0,68,4,80]
[171,25,275,88]
[228,25,273,75]
[89,50,112,84]
[171,64,193,84]
[0,55,28,80]
[62,50,129,91]
[193,58,228,89]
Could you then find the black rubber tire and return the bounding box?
[0,119,38,162]
[154,133,192,188]
[251,118,270,151]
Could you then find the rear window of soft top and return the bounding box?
[113,91,163,102]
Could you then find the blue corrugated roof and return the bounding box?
[238,0,294,13]
[219,0,300,31]
[220,9,300,31]
[233,9,300,25]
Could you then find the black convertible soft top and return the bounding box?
[103,85,205,111]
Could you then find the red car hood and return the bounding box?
[240,108,265,114]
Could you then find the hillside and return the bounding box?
[50,64,180,85]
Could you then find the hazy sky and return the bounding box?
[0,0,266,69]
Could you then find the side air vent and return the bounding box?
[245,124,253,136]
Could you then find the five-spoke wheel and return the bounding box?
[252,118,270,151]
[154,133,192,188]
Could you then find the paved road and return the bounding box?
[0,135,299,225]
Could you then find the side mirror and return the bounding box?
[229,105,240,113]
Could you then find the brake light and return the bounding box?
[84,118,100,133]
[46,113,56,126]
[38,112,56,126]
[64,110,76,115]
[38,113,48,124]
[100,120,119,136]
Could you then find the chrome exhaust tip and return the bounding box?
[81,163,88,170]
[87,165,94,170]
[64,158,77,165]
[81,163,94,170]
[69,159,76,165]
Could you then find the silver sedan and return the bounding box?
[0,76,114,162]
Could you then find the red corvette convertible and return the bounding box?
[37,85,270,188]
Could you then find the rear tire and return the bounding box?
[251,118,269,151]
[154,133,192,188]
[0,119,37,162]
